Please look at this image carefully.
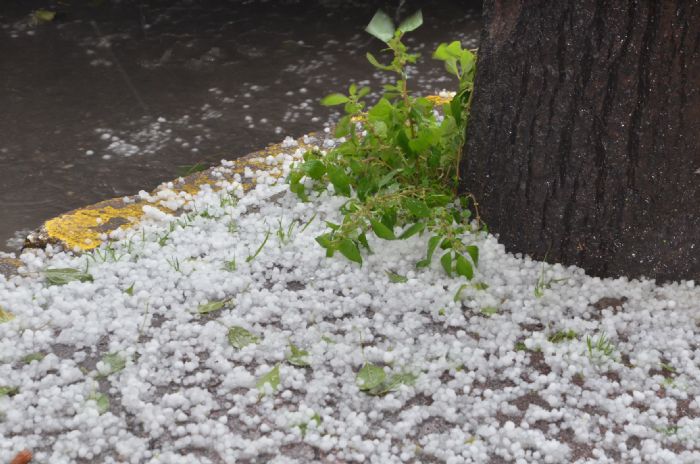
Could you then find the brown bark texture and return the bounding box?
[462,0,700,282]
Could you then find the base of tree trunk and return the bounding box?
[462,1,700,282]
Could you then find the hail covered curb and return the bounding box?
[20,134,320,257]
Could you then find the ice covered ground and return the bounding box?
[1,135,699,464]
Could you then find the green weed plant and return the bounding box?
[288,10,480,280]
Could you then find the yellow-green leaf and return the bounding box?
[0,306,15,324]
[356,363,385,391]
[256,364,281,395]
[228,326,259,349]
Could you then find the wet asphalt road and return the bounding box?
[0,0,481,253]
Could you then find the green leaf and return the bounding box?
[377,170,398,189]
[0,386,19,397]
[124,283,134,296]
[417,235,441,268]
[100,352,126,376]
[356,363,386,391]
[246,230,270,262]
[22,352,45,364]
[89,392,110,414]
[370,219,396,240]
[398,10,423,33]
[302,160,326,180]
[453,283,468,302]
[256,364,281,395]
[404,199,431,218]
[473,282,489,291]
[366,52,393,71]
[321,93,350,106]
[197,299,230,314]
[356,233,371,253]
[397,129,414,157]
[481,306,499,316]
[45,268,94,286]
[338,239,362,265]
[34,9,56,22]
[399,222,425,239]
[228,326,260,349]
[433,42,451,61]
[315,233,333,250]
[365,10,395,42]
[176,162,208,177]
[287,342,310,367]
[466,245,479,266]
[385,270,408,283]
[334,115,352,138]
[327,165,351,197]
[367,98,394,123]
[455,253,474,280]
[368,372,418,396]
[0,306,15,324]
[440,251,453,277]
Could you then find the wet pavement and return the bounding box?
[0,0,481,253]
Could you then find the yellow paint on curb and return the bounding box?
[29,134,319,252]
[44,203,146,251]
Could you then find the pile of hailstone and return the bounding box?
[1,133,699,464]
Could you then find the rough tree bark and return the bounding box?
[462,0,700,282]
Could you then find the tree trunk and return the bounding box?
[462,0,700,282]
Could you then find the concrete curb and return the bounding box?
[4,134,319,278]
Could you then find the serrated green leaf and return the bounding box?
[338,239,362,265]
[385,270,408,283]
[455,253,474,280]
[321,93,350,106]
[440,251,453,277]
[45,268,94,286]
[399,222,424,239]
[256,364,281,395]
[0,386,19,397]
[356,363,386,391]
[197,299,230,314]
[89,392,110,414]
[370,219,396,240]
[22,352,45,364]
[365,10,395,42]
[228,326,260,349]
[287,342,310,367]
[0,306,15,324]
[398,10,423,33]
